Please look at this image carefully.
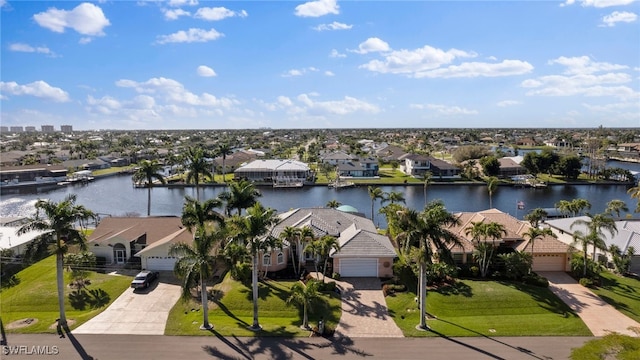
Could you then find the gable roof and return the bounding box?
[134,227,192,256]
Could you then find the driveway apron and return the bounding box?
[73,281,181,335]
[539,271,640,337]
[335,277,404,338]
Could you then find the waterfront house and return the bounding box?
[233,159,313,186]
[399,154,461,179]
[545,216,640,274]
[444,209,571,272]
[270,207,397,277]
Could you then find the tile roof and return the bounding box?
[134,227,192,256]
[546,217,640,255]
[331,223,397,258]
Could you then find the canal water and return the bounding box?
[1,167,638,228]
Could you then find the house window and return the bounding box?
[277,252,284,264]
[263,254,271,266]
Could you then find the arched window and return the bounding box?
[263,254,271,266]
[277,252,284,264]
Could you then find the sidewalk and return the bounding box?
[539,271,640,337]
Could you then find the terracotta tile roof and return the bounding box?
[446,209,569,254]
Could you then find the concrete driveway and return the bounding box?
[73,275,181,335]
[539,271,640,337]
[334,277,404,338]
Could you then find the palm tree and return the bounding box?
[230,202,279,331]
[132,159,166,216]
[287,280,321,330]
[522,227,556,271]
[571,213,617,261]
[185,146,212,201]
[556,198,591,217]
[304,239,323,279]
[382,191,406,206]
[423,171,432,207]
[219,178,262,216]
[524,208,548,228]
[298,226,316,274]
[326,199,341,208]
[465,221,506,278]
[368,186,384,222]
[169,225,225,330]
[486,176,499,209]
[605,199,629,218]
[571,230,597,277]
[627,183,640,213]
[180,195,225,231]
[304,235,340,280]
[396,201,460,330]
[17,194,95,328]
[217,143,233,184]
[280,226,301,278]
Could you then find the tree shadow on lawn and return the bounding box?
[239,280,291,302]
[213,300,250,328]
[433,281,473,297]
[430,319,550,360]
[500,281,578,316]
[596,294,636,317]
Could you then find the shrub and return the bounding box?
[470,266,480,278]
[579,277,594,288]
[571,254,602,279]
[319,281,337,292]
[231,262,251,284]
[426,262,458,285]
[523,274,549,288]
[332,272,341,280]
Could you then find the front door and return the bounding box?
[114,249,126,264]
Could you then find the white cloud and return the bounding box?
[296,94,380,115]
[359,44,476,74]
[168,0,199,7]
[0,80,70,102]
[9,43,54,55]
[352,37,391,54]
[155,28,223,44]
[295,0,339,17]
[324,70,335,76]
[194,7,248,21]
[33,3,110,36]
[79,37,93,45]
[550,56,628,74]
[522,56,636,99]
[0,0,6,8]
[601,11,638,26]
[497,100,522,107]
[163,8,191,20]
[197,65,217,77]
[329,49,346,58]
[115,77,238,108]
[414,60,533,78]
[561,0,636,6]
[416,104,478,115]
[281,67,319,77]
[313,21,353,31]
[278,96,293,107]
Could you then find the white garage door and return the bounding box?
[145,256,177,271]
[339,258,378,277]
[533,254,565,272]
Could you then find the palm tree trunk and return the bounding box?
[290,244,298,277]
[147,187,152,216]
[251,254,261,331]
[56,251,67,326]
[200,274,211,330]
[222,158,226,184]
[418,261,428,330]
[303,302,309,329]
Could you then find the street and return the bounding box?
[1,333,591,360]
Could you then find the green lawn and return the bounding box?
[386,279,592,337]
[1,256,132,333]
[165,275,341,336]
[591,271,640,323]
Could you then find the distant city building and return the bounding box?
[41,125,55,133]
[61,125,73,133]
[0,126,8,133]
[25,126,36,132]
[9,126,24,133]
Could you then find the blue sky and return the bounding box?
[1,0,639,130]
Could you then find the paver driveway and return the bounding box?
[539,271,640,337]
[334,277,404,338]
[73,278,181,335]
